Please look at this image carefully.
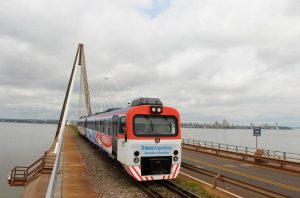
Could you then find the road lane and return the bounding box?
[183,149,300,197]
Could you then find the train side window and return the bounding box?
[112,115,119,137]
[96,121,100,131]
[104,120,108,134]
[120,116,126,134]
[107,119,112,135]
[100,121,103,132]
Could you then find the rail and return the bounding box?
[131,178,199,198]
[160,180,199,198]
[45,133,64,198]
[8,153,55,186]
[182,139,300,163]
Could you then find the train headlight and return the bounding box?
[151,107,156,112]
[173,150,178,155]
[173,156,178,162]
[150,106,163,114]
[134,151,139,156]
[134,157,139,163]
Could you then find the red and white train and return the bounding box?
[77,97,181,181]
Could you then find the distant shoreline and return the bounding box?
[0,119,58,124]
[181,126,293,130]
[181,122,292,130]
[0,119,294,129]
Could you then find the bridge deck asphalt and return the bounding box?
[182,149,300,198]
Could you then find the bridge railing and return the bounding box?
[45,135,64,198]
[182,138,300,163]
[8,155,46,186]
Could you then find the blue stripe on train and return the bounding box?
[85,129,102,147]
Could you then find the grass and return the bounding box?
[173,176,223,198]
[68,125,79,136]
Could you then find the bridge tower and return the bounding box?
[54,44,92,139]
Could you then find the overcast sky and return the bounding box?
[1,0,300,126]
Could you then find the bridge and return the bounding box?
[8,44,300,198]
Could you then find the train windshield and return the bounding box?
[134,115,177,136]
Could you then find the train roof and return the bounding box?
[78,97,167,121]
[131,97,162,106]
[79,106,131,121]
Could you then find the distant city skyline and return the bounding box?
[181,118,291,129]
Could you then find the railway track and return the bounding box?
[135,180,200,198]
[113,158,199,197]
[181,162,289,198]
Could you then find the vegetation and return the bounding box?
[69,125,79,136]
[173,176,222,198]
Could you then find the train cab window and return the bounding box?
[134,115,177,136]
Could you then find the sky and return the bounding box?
[1,0,300,126]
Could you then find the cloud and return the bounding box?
[0,0,300,126]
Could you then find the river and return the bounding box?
[0,123,56,198]
[182,128,300,154]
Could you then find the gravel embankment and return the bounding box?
[72,132,147,198]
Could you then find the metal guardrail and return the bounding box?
[181,162,287,198]
[182,139,300,163]
[45,135,64,198]
[8,155,46,186]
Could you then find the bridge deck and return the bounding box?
[21,126,97,198]
[54,126,97,198]
[182,148,300,197]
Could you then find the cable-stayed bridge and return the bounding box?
[7,44,300,198]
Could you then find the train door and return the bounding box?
[112,115,119,155]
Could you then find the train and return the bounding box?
[77,97,181,181]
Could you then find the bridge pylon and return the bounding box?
[55,43,92,139]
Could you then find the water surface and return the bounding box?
[0,123,55,198]
[1,123,299,197]
[182,128,300,153]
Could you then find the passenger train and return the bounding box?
[77,97,181,181]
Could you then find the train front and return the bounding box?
[118,98,181,181]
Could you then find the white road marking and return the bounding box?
[223,164,236,167]
[240,164,254,167]
[179,172,243,198]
